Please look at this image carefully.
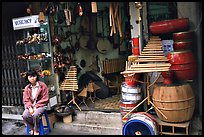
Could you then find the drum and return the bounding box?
[167,50,195,65]
[152,83,195,122]
[123,112,159,135]
[173,41,192,50]
[161,71,174,85]
[150,18,189,35]
[170,62,197,81]
[121,84,142,102]
[123,74,140,87]
[173,30,194,42]
[119,100,139,124]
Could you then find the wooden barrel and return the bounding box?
[152,83,195,122]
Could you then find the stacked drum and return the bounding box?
[120,73,142,124]
[150,17,197,83]
[149,18,196,124]
[170,29,197,82]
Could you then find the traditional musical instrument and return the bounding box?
[121,37,170,120]
[152,83,195,122]
[150,18,189,35]
[60,66,81,111]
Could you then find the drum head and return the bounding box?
[123,119,153,135]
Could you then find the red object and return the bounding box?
[173,30,194,41]
[161,71,173,78]
[161,71,173,85]
[124,74,140,87]
[119,100,138,108]
[167,50,195,65]
[78,3,83,16]
[163,78,173,85]
[170,62,196,81]
[132,37,139,47]
[173,41,192,50]
[150,18,189,35]
[132,47,139,55]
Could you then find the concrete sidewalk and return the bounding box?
[2,119,98,135]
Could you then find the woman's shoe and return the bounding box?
[34,131,39,135]
[29,129,34,135]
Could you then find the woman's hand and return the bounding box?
[29,107,34,115]
[33,107,37,112]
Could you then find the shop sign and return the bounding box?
[12,15,40,30]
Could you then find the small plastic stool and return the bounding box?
[26,111,51,135]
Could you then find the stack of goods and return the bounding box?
[120,37,172,123]
[149,18,196,125]
[119,82,142,124]
[169,30,196,82]
[150,18,197,83]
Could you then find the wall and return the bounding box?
[177,2,202,116]
[55,2,127,81]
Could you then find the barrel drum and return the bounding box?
[119,100,139,124]
[123,112,159,135]
[121,84,142,102]
[152,83,195,123]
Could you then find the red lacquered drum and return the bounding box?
[124,73,140,87]
[173,41,192,50]
[167,50,195,65]
[173,30,194,41]
[170,62,196,81]
[161,71,174,85]
[150,18,189,35]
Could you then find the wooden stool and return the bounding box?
[26,111,51,135]
[156,117,190,135]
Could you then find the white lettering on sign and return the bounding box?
[12,15,41,30]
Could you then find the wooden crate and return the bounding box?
[63,115,72,124]
[42,112,57,129]
[156,117,190,135]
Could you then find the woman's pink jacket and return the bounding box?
[23,81,49,109]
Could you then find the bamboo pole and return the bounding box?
[131,63,171,68]
[135,59,169,62]
[121,69,169,74]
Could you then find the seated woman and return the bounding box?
[22,69,49,135]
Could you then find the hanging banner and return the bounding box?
[12,15,40,30]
